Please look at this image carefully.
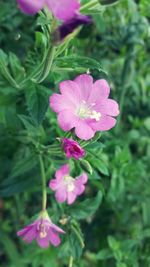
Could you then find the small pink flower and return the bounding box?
[17,0,80,21]
[49,164,88,205]
[17,211,65,248]
[50,74,120,140]
[62,138,85,160]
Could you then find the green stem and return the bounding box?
[80,0,98,11]
[68,256,74,267]
[39,154,47,211]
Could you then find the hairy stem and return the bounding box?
[39,154,47,211]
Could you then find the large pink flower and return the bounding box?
[17,0,80,21]
[50,74,120,140]
[49,164,88,205]
[17,211,65,248]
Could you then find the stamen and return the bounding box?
[90,110,101,121]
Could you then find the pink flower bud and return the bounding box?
[62,138,85,160]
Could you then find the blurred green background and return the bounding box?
[0,0,150,266]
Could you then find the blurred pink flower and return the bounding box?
[49,164,88,205]
[62,138,85,160]
[17,0,80,20]
[17,211,65,248]
[50,74,120,140]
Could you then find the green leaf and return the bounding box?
[108,236,120,251]
[96,248,113,260]
[69,191,103,220]
[0,232,24,267]
[25,84,49,127]
[79,159,93,175]
[18,114,38,133]
[9,52,26,82]
[53,55,107,76]
[10,153,38,179]
[89,156,109,176]
[0,49,19,88]
[69,222,84,259]
[0,153,39,196]
[35,31,47,49]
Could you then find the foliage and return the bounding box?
[0,0,150,266]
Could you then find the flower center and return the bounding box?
[63,175,75,192]
[77,100,101,121]
[38,223,48,238]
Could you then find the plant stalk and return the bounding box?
[39,154,47,211]
[68,256,74,267]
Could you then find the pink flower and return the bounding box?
[50,74,120,140]
[17,0,80,21]
[62,138,85,160]
[49,164,88,205]
[17,211,65,248]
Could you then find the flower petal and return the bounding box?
[95,99,120,117]
[49,179,60,190]
[88,79,110,104]
[51,223,65,234]
[74,173,87,195]
[76,173,88,184]
[36,235,50,248]
[17,224,33,237]
[59,80,81,106]
[55,186,67,203]
[48,229,61,246]
[17,0,44,14]
[50,94,75,113]
[58,110,79,131]
[46,0,80,21]
[90,115,116,131]
[75,184,85,195]
[55,164,70,180]
[67,192,77,205]
[74,74,93,101]
[75,120,95,140]
[22,225,37,243]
